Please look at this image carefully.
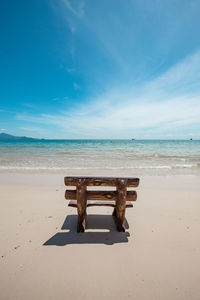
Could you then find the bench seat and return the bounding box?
[68,200,133,208]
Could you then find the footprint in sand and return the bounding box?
[14,245,20,250]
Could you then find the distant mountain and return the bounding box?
[0,133,41,140]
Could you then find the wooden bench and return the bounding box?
[64,176,140,232]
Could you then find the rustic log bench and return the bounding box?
[64,176,140,232]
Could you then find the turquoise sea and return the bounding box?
[0,139,200,175]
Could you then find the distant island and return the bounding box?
[0,133,44,141]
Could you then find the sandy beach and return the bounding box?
[1,0,200,298]
[0,173,200,300]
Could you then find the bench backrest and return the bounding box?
[64,176,139,202]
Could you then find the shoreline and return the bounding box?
[0,168,200,176]
[0,172,200,187]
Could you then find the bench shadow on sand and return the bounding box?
[43,214,130,246]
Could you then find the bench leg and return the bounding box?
[76,180,87,233]
[112,207,117,217]
[77,212,86,232]
[115,207,126,232]
[116,179,127,232]
[113,208,125,231]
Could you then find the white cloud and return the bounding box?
[15,49,200,138]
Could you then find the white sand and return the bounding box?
[0,174,200,300]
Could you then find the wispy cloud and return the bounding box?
[15,49,200,138]
[66,67,75,73]
[19,126,51,138]
[58,0,133,72]
[20,103,38,109]
[73,82,79,90]
[62,0,85,18]
[52,96,69,104]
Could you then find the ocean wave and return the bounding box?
[172,164,197,169]
[56,152,71,155]
[0,165,195,170]
[0,162,199,171]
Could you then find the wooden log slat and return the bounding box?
[65,190,137,201]
[68,200,133,208]
[64,176,139,187]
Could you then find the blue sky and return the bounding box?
[0,0,200,139]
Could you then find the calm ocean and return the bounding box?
[0,139,200,175]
